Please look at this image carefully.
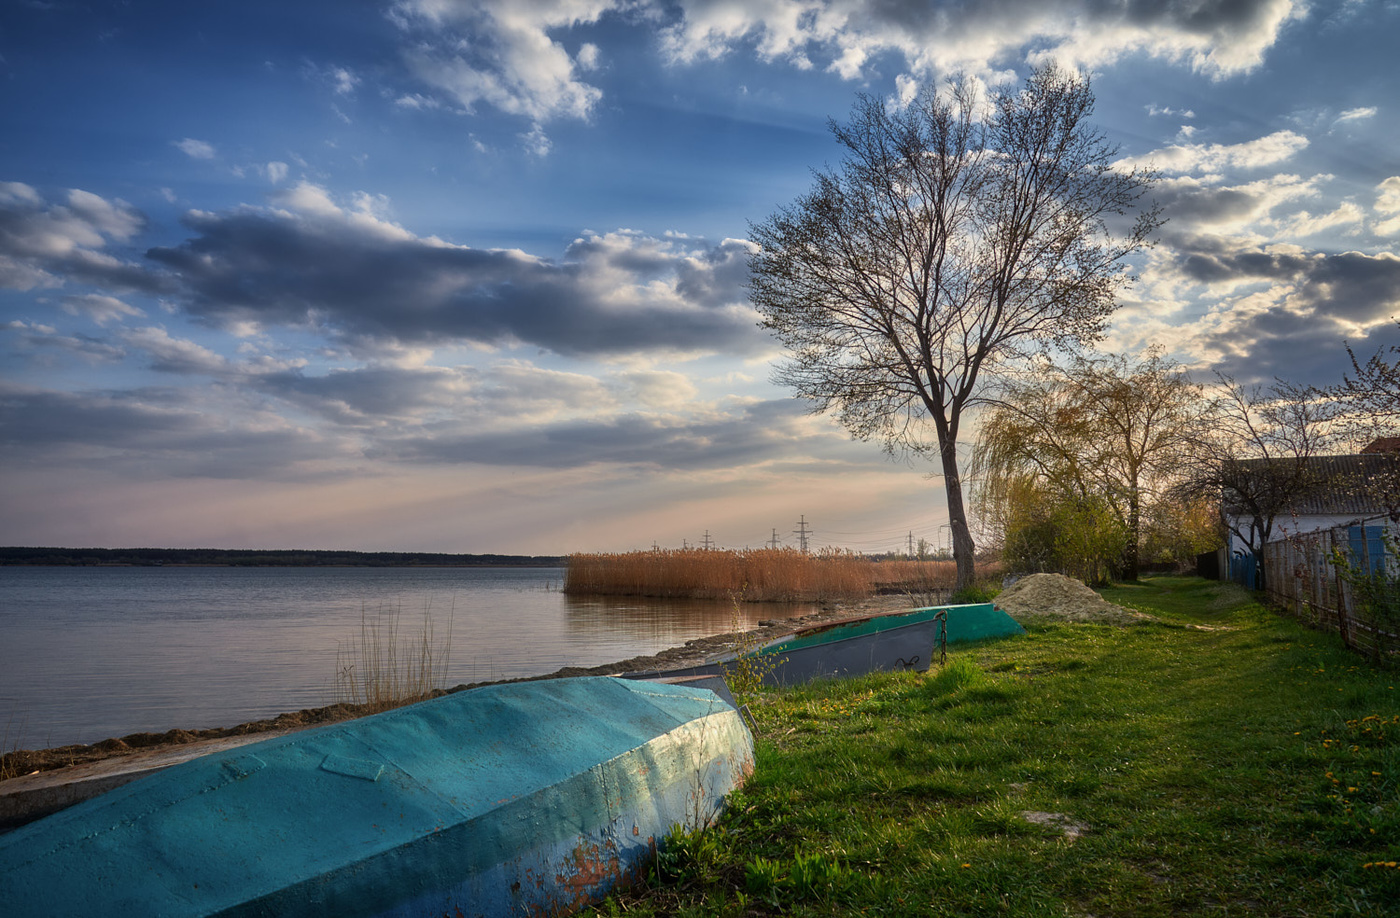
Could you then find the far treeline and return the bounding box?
[0,547,565,567]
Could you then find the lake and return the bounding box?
[0,566,816,751]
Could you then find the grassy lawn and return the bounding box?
[590,575,1400,917]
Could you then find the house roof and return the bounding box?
[1225,453,1400,518]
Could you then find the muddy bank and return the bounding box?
[3,601,884,779]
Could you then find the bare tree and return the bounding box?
[749,65,1160,589]
[1174,376,1340,578]
[1335,325,1400,439]
[1326,325,1400,517]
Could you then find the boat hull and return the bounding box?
[625,608,944,686]
[625,602,1024,689]
[0,677,753,918]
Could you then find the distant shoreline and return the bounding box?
[0,547,566,568]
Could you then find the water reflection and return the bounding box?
[560,593,820,639]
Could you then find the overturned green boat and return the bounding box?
[0,677,754,917]
[625,602,1024,686]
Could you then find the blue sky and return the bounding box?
[3,0,1400,555]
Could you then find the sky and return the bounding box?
[3,0,1400,556]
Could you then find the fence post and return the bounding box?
[1334,528,1354,650]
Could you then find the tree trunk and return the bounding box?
[938,436,977,591]
[1123,486,1140,581]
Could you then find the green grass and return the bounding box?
[588,575,1400,917]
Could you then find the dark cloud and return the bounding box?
[1177,249,1312,284]
[146,200,763,357]
[378,398,852,471]
[1299,252,1400,320]
[0,383,337,479]
[1171,243,1400,326]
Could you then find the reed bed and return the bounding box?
[564,549,963,603]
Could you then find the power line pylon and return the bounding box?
[793,515,811,553]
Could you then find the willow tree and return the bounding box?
[749,65,1160,589]
[971,351,1205,580]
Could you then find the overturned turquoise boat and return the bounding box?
[0,677,754,917]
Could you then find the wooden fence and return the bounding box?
[1262,525,1400,662]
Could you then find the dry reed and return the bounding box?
[334,602,453,712]
[564,549,962,603]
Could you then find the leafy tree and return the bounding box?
[749,65,1160,589]
[971,350,1206,579]
[997,474,1129,585]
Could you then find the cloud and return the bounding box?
[174,138,216,160]
[3,321,127,364]
[265,161,289,184]
[145,184,763,358]
[0,182,159,293]
[117,326,233,376]
[658,0,1304,78]
[380,397,846,471]
[60,293,144,325]
[519,123,552,157]
[392,0,609,121]
[1375,176,1400,236]
[390,0,1305,123]
[0,381,339,480]
[1335,106,1377,125]
[1117,130,1309,175]
[329,66,359,95]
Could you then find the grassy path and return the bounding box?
[592,576,1400,917]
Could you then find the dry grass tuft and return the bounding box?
[334,602,453,713]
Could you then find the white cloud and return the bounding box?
[330,66,359,95]
[393,0,610,122]
[1278,201,1365,238]
[1117,130,1309,175]
[175,138,216,160]
[659,0,1305,80]
[266,161,289,184]
[391,0,1306,123]
[1336,106,1378,125]
[1376,176,1400,236]
[60,294,145,325]
[519,124,552,157]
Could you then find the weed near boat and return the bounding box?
[588,575,1400,917]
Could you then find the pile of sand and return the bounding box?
[995,573,1153,625]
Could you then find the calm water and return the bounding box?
[0,566,813,751]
